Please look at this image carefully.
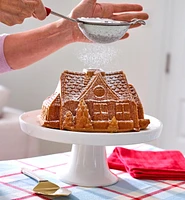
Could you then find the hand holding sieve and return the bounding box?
[45,7,146,44]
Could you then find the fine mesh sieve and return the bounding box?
[46,7,145,44]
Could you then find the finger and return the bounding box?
[112,13,149,21]
[18,0,37,18]
[79,0,96,6]
[73,0,96,17]
[31,0,47,20]
[22,0,38,11]
[0,18,15,26]
[121,32,129,40]
[1,13,24,26]
[102,3,143,13]
[1,20,15,26]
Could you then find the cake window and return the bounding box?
[93,103,108,120]
[116,103,130,120]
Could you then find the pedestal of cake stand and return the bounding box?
[61,144,118,187]
[19,110,163,187]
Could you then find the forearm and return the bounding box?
[4,19,74,70]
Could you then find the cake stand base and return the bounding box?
[60,144,118,187]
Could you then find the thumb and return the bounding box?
[78,0,97,6]
[32,0,47,20]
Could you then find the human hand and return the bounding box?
[0,0,47,26]
[69,0,149,42]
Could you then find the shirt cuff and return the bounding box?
[0,34,13,74]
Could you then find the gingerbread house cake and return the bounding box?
[39,69,150,132]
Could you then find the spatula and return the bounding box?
[21,168,71,196]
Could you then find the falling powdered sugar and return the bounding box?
[76,44,118,69]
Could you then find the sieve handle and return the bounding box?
[129,19,146,25]
[45,7,77,22]
[45,7,51,16]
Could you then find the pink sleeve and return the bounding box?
[0,34,12,74]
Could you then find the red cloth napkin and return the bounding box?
[107,147,185,180]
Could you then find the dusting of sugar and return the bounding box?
[75,44,118,69]
[78,17,124,24]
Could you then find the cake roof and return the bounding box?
[60,69,133,102]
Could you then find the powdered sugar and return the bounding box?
[76,44,118,69]
[78,17,126,25]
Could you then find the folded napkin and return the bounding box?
[107,147,185,180]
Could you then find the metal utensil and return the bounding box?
[45,7,145,44]
[21,168,71,197]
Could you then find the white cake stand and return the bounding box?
[19,110,162,187]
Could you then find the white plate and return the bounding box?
[19,110,162,146]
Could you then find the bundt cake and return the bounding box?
[39,69,150,132]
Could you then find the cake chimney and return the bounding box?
[83,68,105,85]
